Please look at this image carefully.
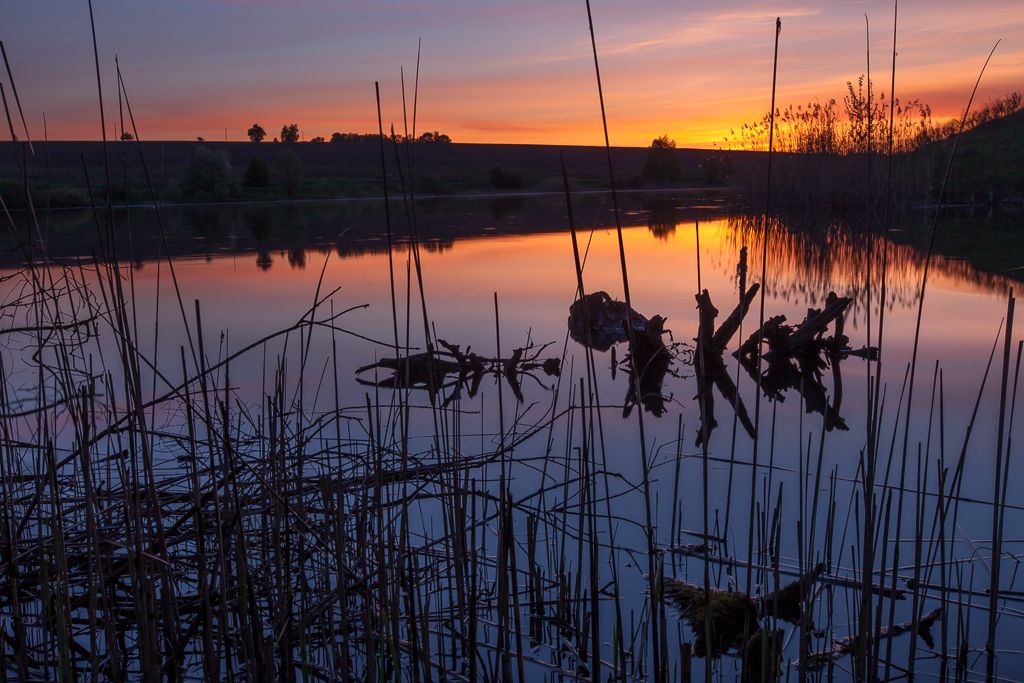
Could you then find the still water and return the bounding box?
[4,191,1023,678]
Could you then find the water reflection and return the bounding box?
[6,194,1018,313]
[355,340,561,406]
[719,213,1015,318]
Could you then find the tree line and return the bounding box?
[245,123,451,145]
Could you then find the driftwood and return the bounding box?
[569,291,648,352]
[804,607,942,671]
[568,291,686,418]
[694,283,879,441]
[693,286,760,445]
[734,291,870,362]
[355,339,560,405]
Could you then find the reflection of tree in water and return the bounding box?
[644,196,681,241]
[282,205,309,269]
[244,208,275,271]
[421,239,454,254]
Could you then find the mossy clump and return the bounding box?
[663,578,758,657]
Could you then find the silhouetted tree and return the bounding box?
[309,136,326,143]
[280,124,300,143]
[247,123,267,143]
[243,156,271,188]
[272,149,304,197]
[120,131,134,141]
[184,146,236,199]
[642,135,682,184]
[196,136,205,142]
[417,130,452,144]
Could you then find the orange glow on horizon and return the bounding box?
[8,2,1023,148]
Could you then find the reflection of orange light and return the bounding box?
[115,216,1014,372]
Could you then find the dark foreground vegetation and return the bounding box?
[2,4,1024,683]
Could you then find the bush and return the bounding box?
[642,135,682,185]
[272,149,304,198]
[184,146,236,199]
[489,165,524,190]
[243,156,271,188]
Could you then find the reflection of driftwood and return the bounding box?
[738,352,848,431]
[622,316,673,417]
[569,291,648,352]
[731,292,874,432]
[742,628,782,683]
[355,340,560,405]
[694,286,878,440]
[694,286,760,445]
[805,607,942,672]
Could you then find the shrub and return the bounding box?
[243,156,271,188]
[642,135,683,184]
[272,149,304,198]
[184,146,236,199]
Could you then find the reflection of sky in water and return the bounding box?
[108,217,1016,500]
[3,204,1023,675]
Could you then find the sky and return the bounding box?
[4,1,1023,147]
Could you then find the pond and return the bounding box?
[2,191,1022,680]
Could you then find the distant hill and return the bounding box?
[930,109,1024,203]
[0,140,731,209]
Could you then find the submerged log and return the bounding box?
[805,607,942,671]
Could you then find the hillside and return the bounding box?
[0,140,731,209]
[931,109,1024,203]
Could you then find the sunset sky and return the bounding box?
[5,1,1023,147]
